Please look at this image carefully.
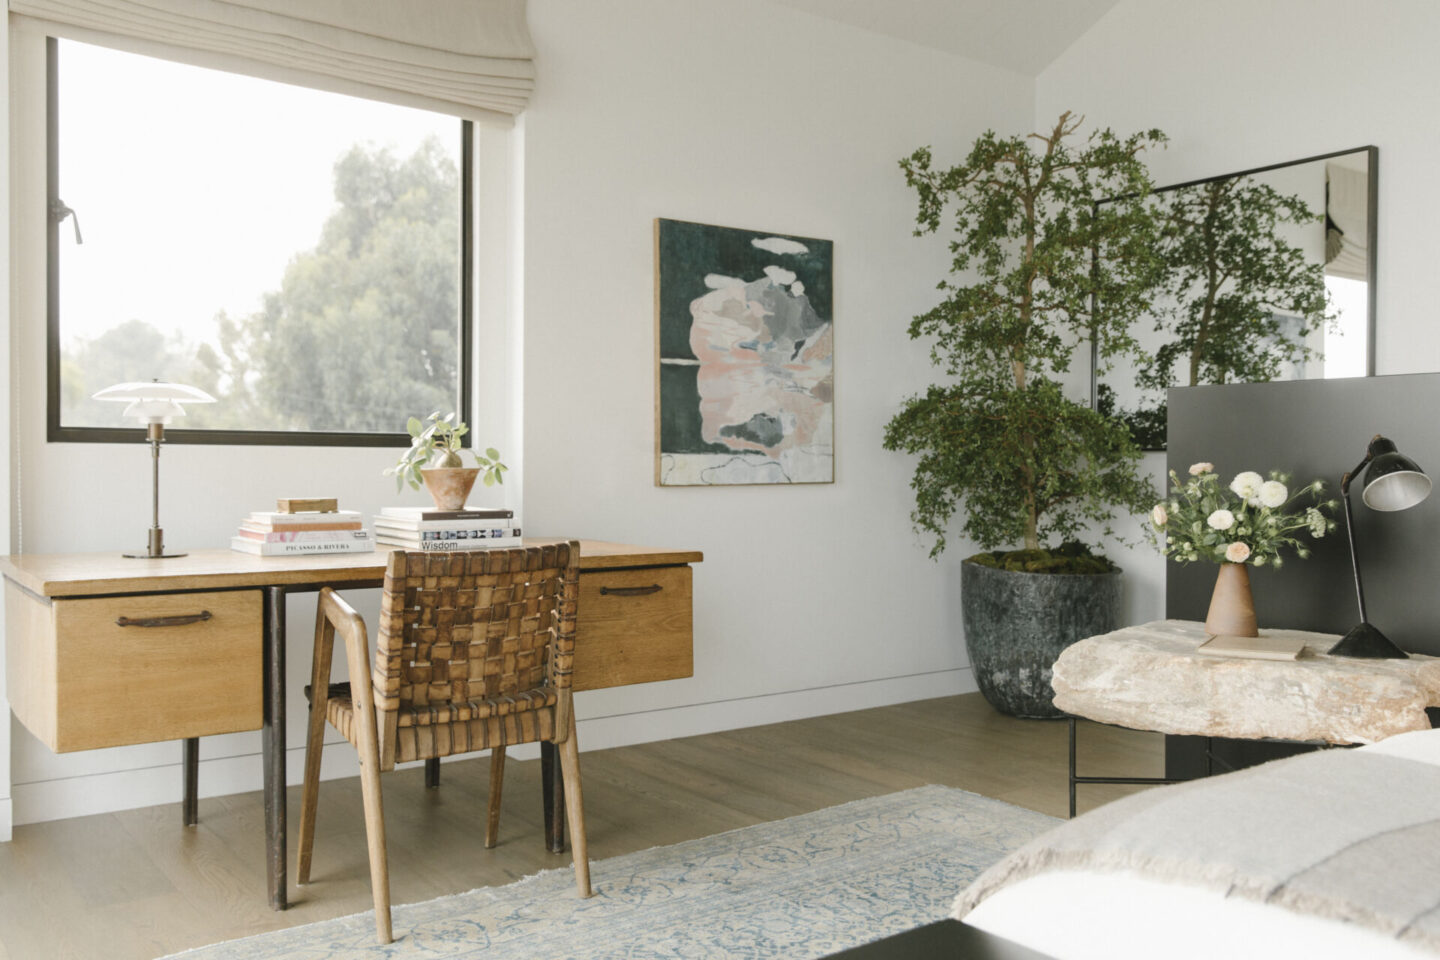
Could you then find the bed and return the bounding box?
[958,728,1440,959]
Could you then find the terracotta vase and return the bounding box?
[1205,562,1258,637]
[420,467,479,512]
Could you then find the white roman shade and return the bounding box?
[9,0,535,123]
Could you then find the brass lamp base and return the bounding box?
[123,528,186,559]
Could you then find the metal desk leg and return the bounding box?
[541,741,566,853]
[425,758,441,788]
[262,586,288,910]
[182,738,199,826]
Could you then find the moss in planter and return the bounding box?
[967,541,1118,575]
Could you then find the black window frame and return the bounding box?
[44,37,475,448]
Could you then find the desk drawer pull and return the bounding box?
[116,611,213,628]
[599,584,662,597]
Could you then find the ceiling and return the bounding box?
[764,0,1123,77]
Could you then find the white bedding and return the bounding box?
[965,728,1440,959]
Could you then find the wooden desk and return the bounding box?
[0,539,702,909]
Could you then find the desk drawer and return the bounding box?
[6,584,262,752]
[574,566,693,691]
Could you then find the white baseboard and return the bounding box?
[10,668,973,827]
[0,798,11,841]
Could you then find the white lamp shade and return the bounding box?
[92,381,216,425]
[1362,471,1433,512]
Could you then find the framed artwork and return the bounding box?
[654,218,834,486]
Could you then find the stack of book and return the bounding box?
[231,509,376,556]
[373,506,522,552]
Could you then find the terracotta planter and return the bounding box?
[420,467,479,512]
[1205,562,1258,637]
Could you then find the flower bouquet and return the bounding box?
[1152,462,1336,636]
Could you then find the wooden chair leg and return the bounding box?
[557,714,591,898]
[485,747,506,849]
[356,718,392,944]
[296,618,335,886]
[295,706,327,885]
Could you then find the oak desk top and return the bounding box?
[0,539,704,599]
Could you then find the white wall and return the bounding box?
[1039,0,1440,625]
[1040,0,1440,376]
[518,0,1032,738]
[3,1,1034,826]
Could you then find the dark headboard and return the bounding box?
[1166,374,1440,656]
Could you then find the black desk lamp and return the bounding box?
[1328,435,1432,658]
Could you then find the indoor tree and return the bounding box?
[883,112,1163,561]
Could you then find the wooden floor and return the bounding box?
[0,694,1163,959]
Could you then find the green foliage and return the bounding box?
[883,113,1163,557]
[1151,464,1337,568]
[968,541,1118,575]
[59,137,462,433]
[385,411,507,492]
[1142,176,1334,390]
[241,138,461,432]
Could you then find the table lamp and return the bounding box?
[92,380,216,558]
[1328,435,1432,658]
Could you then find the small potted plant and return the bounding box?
[1152,463,1336,636]
[385,412,506,511]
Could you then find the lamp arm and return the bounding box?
[1341,450,1374,625]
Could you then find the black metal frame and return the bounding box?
[1088,144,1380,445]
[1067,716,1358,819]
[44,37,475,448]
[1067,716,1186,818]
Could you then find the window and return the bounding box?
[47,38,473,445]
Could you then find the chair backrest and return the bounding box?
[373,543,580,717]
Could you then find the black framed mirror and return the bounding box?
[1092,146,1378,450]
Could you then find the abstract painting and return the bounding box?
[655,218,834,486]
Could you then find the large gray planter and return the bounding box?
[960,560,1123,718]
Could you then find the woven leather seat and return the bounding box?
[323,686,558,727]
[295,543,590,945]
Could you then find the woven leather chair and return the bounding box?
[295,542,590,944]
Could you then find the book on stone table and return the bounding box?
[1197,633,1308,660]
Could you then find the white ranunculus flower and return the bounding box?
[1189,462,1215,476]
[1230,471,1264,502]
[1151,504,1168,526]
[1225,541,1252,563]
[1207,509,1235,531]
[1258,480,1288,508]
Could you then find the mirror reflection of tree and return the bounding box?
[1111,175,1334,449]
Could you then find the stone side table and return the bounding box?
[1051,619,1440,815]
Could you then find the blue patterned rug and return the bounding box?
[166,785,1057,959]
